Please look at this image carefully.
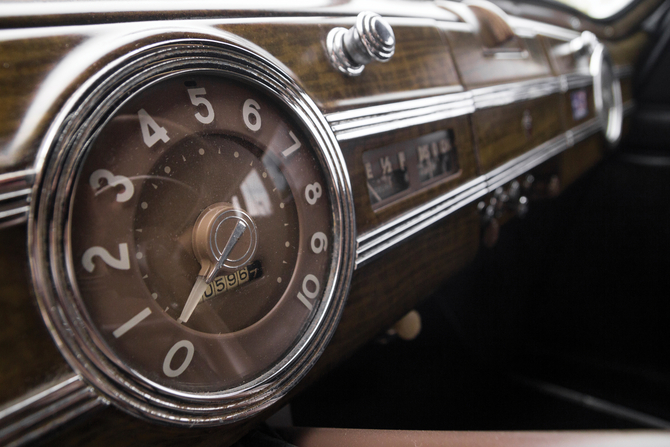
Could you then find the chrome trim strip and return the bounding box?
[330,85,465,109]
[328,92,475,141]
[487,118,599,192]
[355,117,602,266]
[0,205,30,222]
[356,176,488,267]
[570,116,603,143]
[0,375,102,447]
[328,76,577,141]
[486,134,567,192]
[564,73,593,90]
[472,77,562,109]
[326,90,470,123]
[0,169,35,228]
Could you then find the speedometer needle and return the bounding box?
[178,220,248,324]
[206,220,247,284]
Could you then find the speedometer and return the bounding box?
[30,38,355,425]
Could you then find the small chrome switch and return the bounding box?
[327,11,395,76]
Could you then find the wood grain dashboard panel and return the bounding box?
[561,88,597,129]
[0,226,71,404]
[0,34,87,173]
[473,94,564,173]
[542,36,587,75]
[442,26,552,87]
[213,20,462,114]
[0,19,461,175]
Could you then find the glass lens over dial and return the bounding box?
[68,73,334,393]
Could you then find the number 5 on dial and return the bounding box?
[187,88,215,124]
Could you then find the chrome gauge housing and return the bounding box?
[29,34,355,425]
[590,43,623,146]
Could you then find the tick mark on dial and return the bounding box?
[234,151,239,158]
[280,203,285,209]
[151,293,158,299]
[199,148,205,155]
[152,183,158,189]
[277,277,282,283]
[141,202,148,210]
[285,241,290,247]
[182,155,186,162]
[136,228,143,232]
[143,275,148,279]
[262,172,267,178]
[164,166,171,174]
[136,252,143,260]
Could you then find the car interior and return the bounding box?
[1,0,670,445]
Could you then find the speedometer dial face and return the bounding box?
[68,74,334,393]
[32,42,353,425]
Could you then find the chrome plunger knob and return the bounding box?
[327,11,395,76]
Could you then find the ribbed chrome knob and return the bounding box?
[327,11,395,76]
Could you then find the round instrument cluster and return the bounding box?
[31,38,354,424]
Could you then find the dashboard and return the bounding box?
[0,0,665,445]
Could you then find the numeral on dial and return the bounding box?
[138,109,170,148]
[296,274,320,311]
[113,307,152,339]
[243,99,261,132]
[310,232,328,254]
[305,182,322,205]
[281,131,301,158]
[163,340,195,378]
[82,243,130,272]
[89,169,134,202]
[187,88,215,124]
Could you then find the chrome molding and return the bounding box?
[0,169,35,228]
[327,91,474,141]
[355,117,602,266]
[488,117,600,192]
[356,176,488,267]
[0,375,102,447]
[563,73,593,91]
[327,75,590,141]
[472,77,562,109]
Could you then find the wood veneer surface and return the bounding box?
[473,95,564,173]
[443,26,552,88]
[0,225,70,406]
